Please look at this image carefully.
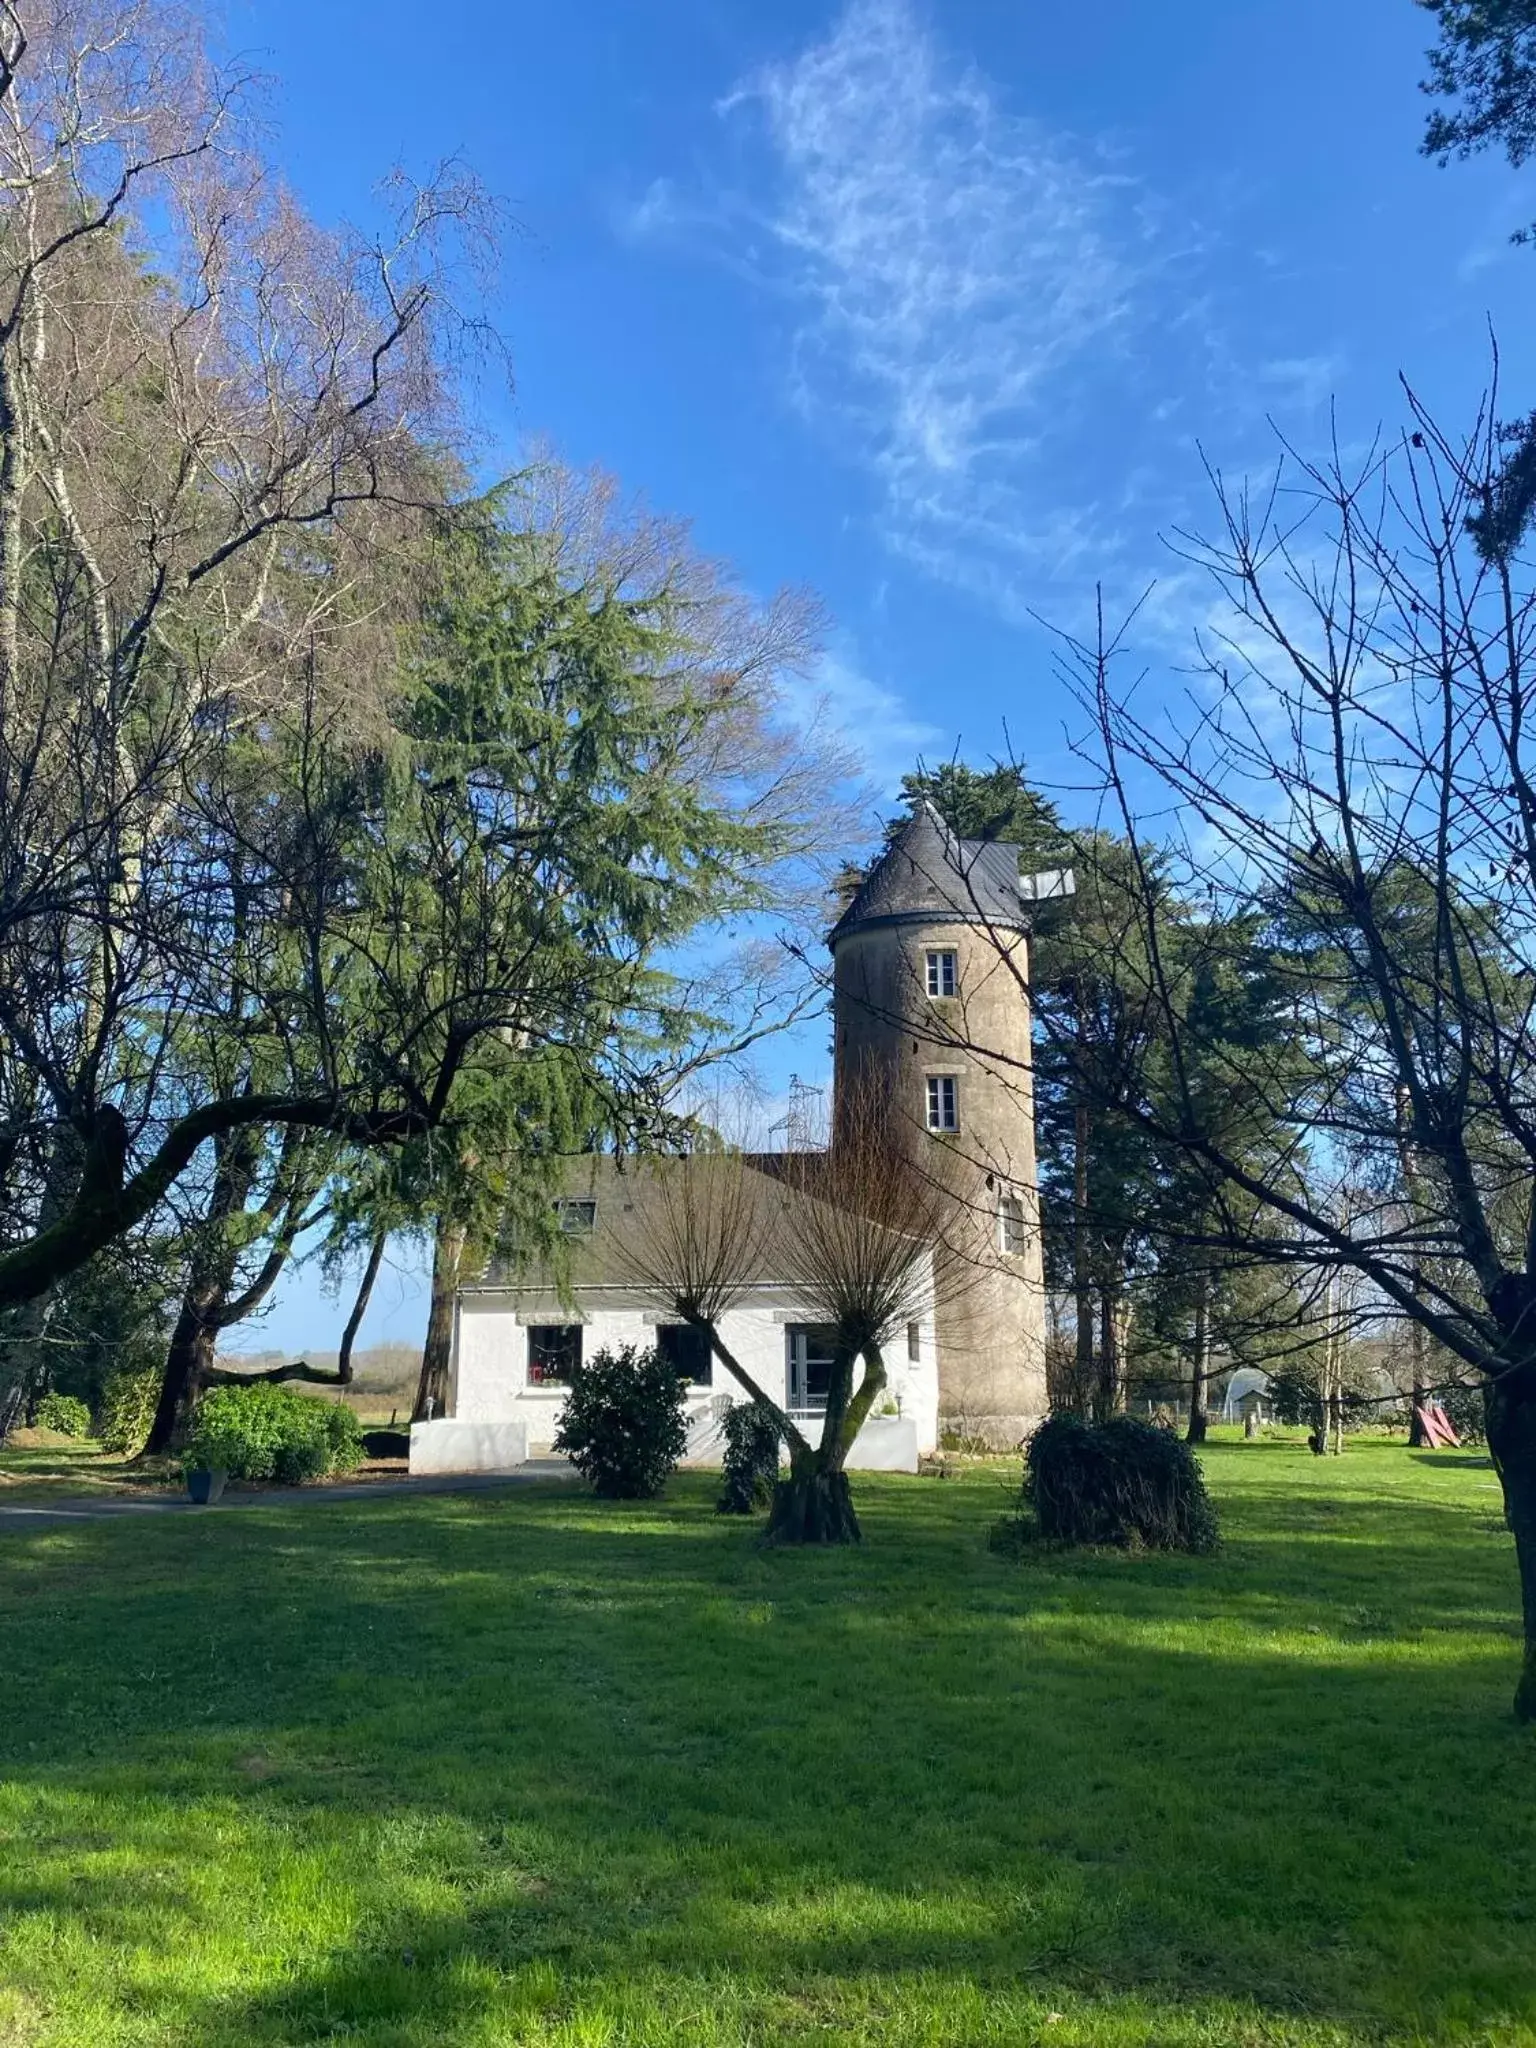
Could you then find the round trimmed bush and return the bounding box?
[1023,1414,1219,1554]
[184,1383,364,1484]
[717,1399,781,1514]
[553,1344,688,1499]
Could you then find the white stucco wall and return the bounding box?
[452,1285,940,1460]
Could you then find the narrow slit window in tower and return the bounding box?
[925,949,957,997]
[925,1074,959,1132]
[998,1191,1027,1256]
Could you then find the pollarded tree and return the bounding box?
[616,1069,961,1545]
[765,1071,960,1542]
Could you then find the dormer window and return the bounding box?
[554,1198,596,1234]
[925,949,957,998]
[925,1074,959,1132]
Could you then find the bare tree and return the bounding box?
[1013,382,1536,1720]
[0,1,494,1379]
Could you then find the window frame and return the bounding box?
[656,1322,713,1387]
[553,1197,597,1235]
[925,948,958,998]
[925,1073,959,1133]
[786,1324,839,1416]
[526,1323,583,1388]
[998,1190,1027,1257]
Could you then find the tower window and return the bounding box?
[553,1198,596,1234]
[925,949,957,998]
[998,1191,1027,1256]
[925,1074,959,1132]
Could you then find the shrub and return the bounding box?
[1022,1414,1219,1554]
[1438,1379,1488,1446]
[96,1363,162,1456]
[183,1383,363,1484]
[553,1344,687,1499]
[717,1399,781,1514]
[35,1392,93,1438]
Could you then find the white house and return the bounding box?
[434,1154,940,1473]
[416,806,1070,1478]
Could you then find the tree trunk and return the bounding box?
[1326,1273,1345,1455]
[1484,1366,1536,1721]
[764,1337,884,1546]
[1073,1098,1094,1413]
[1186,1273,1210,1445]
[765,1464,861,1544]
[1408,1318,1429,1447]
[149,1301,220,1454]
[1097,1286,1126,1419]
[413,1219,464,1421]
[146,1130,259,1453]
[338,1229,386,1385]
[1397,1088,1429,1448]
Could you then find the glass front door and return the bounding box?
[787,1326,838,1415]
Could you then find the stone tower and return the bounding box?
[829,803,1072,1447]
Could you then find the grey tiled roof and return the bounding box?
[830,803,1037,942]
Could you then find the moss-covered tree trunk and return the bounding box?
[145,1129,263,1454]
[765,1335,888,1546]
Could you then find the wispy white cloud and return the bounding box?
[725,0,1208,617]
[619,1,1360,703]
[780,638,944,800]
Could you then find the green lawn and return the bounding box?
[1,1437,1531,2046]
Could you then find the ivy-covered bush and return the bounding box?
[717,1399,781,1514]
[1021,1414,1219,1554]
[553,1344,687,1499]
[184,1384,363,1484]
[96,1363,162,1456]
[35,1392,92,1438]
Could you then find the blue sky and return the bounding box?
[218,0,1533,1354]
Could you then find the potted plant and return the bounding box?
[185,1464,227,1505]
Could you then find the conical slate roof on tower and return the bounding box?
[830,801,1071,945]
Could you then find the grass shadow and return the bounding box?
[1,1452,1533,2045]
